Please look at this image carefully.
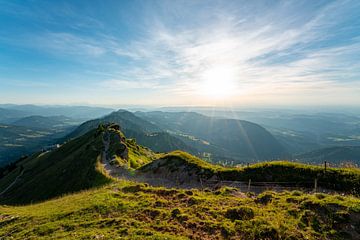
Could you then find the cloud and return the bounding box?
[34,32,107,56]
[101,79,162,90]
[3,0,359,106]
[106,0,360,104]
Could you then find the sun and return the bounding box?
[198,66,237,98]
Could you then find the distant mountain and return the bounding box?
[124,129,196,153]
[135,111,288,162]
[0,107,30,124]
[67,110,196,154]
[196,110,360,154]
[295,146,360,165]
[11,115,80,129]
[0,104,114,120]
[0,105,115,165]
[68,110,160,138]
[0,122,74,166]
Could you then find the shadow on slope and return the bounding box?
[0,128,111,205]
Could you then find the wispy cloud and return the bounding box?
[101,79,162,90]
[34,32,106,56]
[1,0,359,105]
[91,0,360,103]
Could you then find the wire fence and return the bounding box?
[131,174,352,195]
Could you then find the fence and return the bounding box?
[199,178,349,195]
[134,174,349,195]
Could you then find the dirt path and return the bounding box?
[0,170,24,196]
[101,131,133,179]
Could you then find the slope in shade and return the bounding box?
[0,128,111,205]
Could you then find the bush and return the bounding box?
[129,158,140,169]
[225,207,255,221]
[122,184,143,193]
[255,192,273,205]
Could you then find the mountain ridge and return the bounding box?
[67,110,197,154]
[135,111,288,162]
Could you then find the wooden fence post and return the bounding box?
[314,178,318,192]
[248,179,251,192]
[324,161,327,171]
[247,163,249,168]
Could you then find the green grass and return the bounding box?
[219,161,360,194]
[139,150,223,176]
[106,127,157,169]
[140,151,360,195]
[125,138,157,169]
[0,180,359,239]
[0,129,112,205]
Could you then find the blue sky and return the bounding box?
[0,0,359,107]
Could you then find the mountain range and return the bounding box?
[0,123,359,239]
[1,105,360,167]
[135,111,288,162]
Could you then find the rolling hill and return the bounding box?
[0,114,79,166]
[195,109,360,154]
[296,146,360,165]
[0,123,73,166]
[0,104,114,120]
[11,115,79,130]
[67,110,197,154]
[0,107,30,124]
[135,111,288,162]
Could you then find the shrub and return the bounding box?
[291,190,303,196]
[122,184,143,193]
[254,224,279,240]
[129,158,140,169]
[255,192,273,205]
[225,207,255,221]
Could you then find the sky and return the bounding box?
[0,0,359,107]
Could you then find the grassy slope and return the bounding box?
[0,129,112,205]
[0,180,359,239]
[0,125,159,205]
[140,151,360,194]
[105,127,157,168]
